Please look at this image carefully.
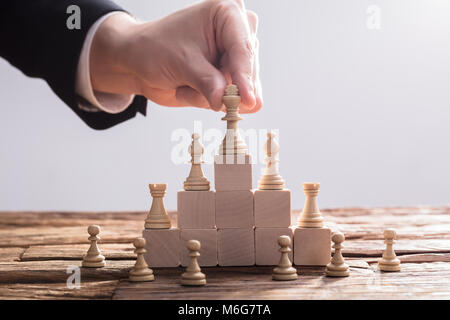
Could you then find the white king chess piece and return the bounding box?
[218,84,248,157]
[184,133,210,191]
[258,132,285,190]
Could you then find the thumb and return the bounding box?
[214,2,256,110]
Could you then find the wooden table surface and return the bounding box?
[1,207,449,300]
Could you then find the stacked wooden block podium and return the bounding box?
[142,85,331,268]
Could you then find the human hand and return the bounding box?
[90,0,262,113]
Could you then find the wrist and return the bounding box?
[90,12,139,95]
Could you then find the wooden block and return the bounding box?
[177,191,215,229]
[142,228,180,267]
[180,229,217,267]
[293,227,331,266]
[214,154,252,191]
[255,228,293,266]
[215,191,254,228]
[214,154,252,165]
[254,189,291,227]
[218,228,255,266]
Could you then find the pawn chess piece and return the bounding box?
[272,236,298,281]
[378,229,401,272]
[181,240,206,286]
[326,232,350,277]
[184,133,210,191]
[82,225,105,268]
[144,183,171,229]
[297,182,324,228]
[129,238,155,282]
[218,84,248,156]
[258,131,285,190]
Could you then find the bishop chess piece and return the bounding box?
[145,183,171,229]
[82,225,106,268]
[258,131,285,190]
[184,133,210,191]
[326,232,350,277]
[297,182,324,228]
[181,240,206,286]
[129,238,155,282]
[218,84,248,156]
[378,229,401,272]
[272,236,298,281]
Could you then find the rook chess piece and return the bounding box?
[181,240,206,286]
[82,225,105,268]
[326,232,350,277]
[184,133,210,191]
[129,237,155,282]
[258,131,285,190]
[378,229,401,272]
[297,183,324,228]
[218,84,248,156]
[145,183,171,229]
[272,236,298,281]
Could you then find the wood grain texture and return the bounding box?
[0,281,119,300]
[215,191,254,228]
[254,190,291,227]
[21,243,135,261]
[177,191,215,229]
[218,228,255,266]
[180,229,217,267]
[255,228,293,266]
[293,227,331,266]
[0,247,25,262]
[0,211,176,247]
[142,228,180,267]
[214,155,252,191]
[113,263,450,300]
[0,260,133,284]
[0,207,449,299]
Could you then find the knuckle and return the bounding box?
[216,0,240,11]
[247,10,258,26]
[243,38,255,58]
[234,0,245,9]
[254,37,259,49]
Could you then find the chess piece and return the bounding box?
[378,229,401,272]
[272,236,298,281]
[129,237,155,282]
[184,133,210,191]
[258,131,285,190]
[326,232,350,277]
[82,225,105,268]
[144,183,171,229]
[218,84,248,156]
[181,240,206,286]
[297,182,324,228]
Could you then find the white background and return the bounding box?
[0,0,449,211]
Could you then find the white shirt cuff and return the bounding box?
[75,12,135,114]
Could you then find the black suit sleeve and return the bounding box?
[0,0,147,130]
